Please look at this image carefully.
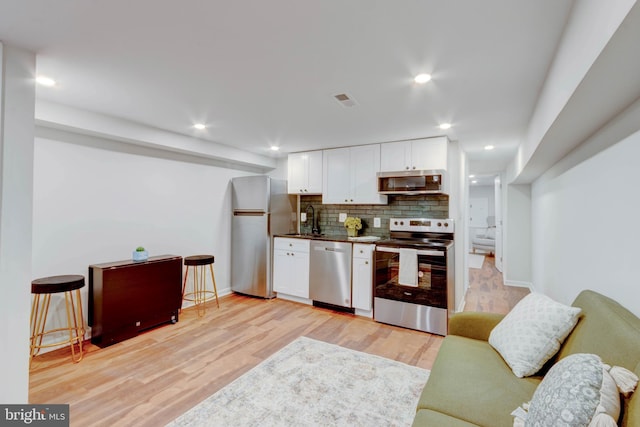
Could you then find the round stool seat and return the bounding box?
[30,274,85,366]
[182,254,219,315]
[184,255,215,266]
[32,275,85,294]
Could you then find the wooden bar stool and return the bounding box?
[181,255,219,316]
[30,275,85,365]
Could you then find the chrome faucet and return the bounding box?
[305,205,320,235]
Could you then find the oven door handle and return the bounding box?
[375,246,444,256]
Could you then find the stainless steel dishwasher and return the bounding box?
[309,240,353,308]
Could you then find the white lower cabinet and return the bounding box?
[352,244,374,312]
[273,238,310,299]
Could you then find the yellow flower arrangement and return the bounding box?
[344,217,362,236]
[344,216,362,230]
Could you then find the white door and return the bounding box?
[350,144,386,204]
[410,137,448,171]
[469,198,488,228]
[380,140,409,171]
[322,147,351,204]
[494,176,503,272]
[306,150,323,193]
[287,153,308,194]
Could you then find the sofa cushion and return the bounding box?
[412,409,480,427]
[448,311,505,341]
[417,335,541,427]
[520,353,631,426]
[556,290,640,427]
[558,291,640,369]
[488,292,581,377]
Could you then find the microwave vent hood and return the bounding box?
[377,169,448,195]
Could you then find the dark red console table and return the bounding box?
[88,255,182,347]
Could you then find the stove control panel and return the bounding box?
[390,218,454,233]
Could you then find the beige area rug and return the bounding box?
[166,336,430,427]
[468,253,485,269]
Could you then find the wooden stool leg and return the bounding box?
[64,289,84,363]
[74,289,85,357]
[180,266,190,313]
[181,266,190,299]
[30,293,50,363]
[209,263,219,308]
[195,265,205,317]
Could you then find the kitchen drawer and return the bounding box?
[353,243,375,259]
[274,237,310,253]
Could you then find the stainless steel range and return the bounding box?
[374,218,454,336]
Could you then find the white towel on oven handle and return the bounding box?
[398,248,418,287]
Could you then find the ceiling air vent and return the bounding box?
[334,93,357,107]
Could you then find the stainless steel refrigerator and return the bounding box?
[231,176,296,298]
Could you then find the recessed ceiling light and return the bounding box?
[471,180,478,184]
[414,73,432,84]
[270,146,280,151]
[484,145,495,151]
[193,123,206,130]
[468,174,475,178]
[439,123,451,130]
[36,76,56,87]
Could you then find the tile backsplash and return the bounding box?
[299,194,449,238]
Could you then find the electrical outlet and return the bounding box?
[301,212,307,222]
[374,217,381,228]
[338,213,347,222]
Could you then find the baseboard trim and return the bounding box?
[457,291,467,312]
[504,280,534,291]
[275,293,312,305]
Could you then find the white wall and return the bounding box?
[532,107,640,316]
[504,184,532,288]
[511,0,637,182]
[32,130,256,343]
[0,43,36,404]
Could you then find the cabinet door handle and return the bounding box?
[365,261,369,264]
[405,166,409,170]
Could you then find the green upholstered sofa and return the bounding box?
[413,290,640,427]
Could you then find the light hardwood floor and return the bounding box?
[29,255,528,426]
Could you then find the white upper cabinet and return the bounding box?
[323,144,387,205]
[380,137,448,172]
[287,151,323,194]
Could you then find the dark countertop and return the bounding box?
[274,233,383,244]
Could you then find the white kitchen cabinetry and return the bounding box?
[287,151,323,194]
[323,144,387,204]
[380,137,448,172]
[352,243,374,314]
[273,238,310,298]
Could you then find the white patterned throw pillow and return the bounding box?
[512,353,639,427]
[488,292,581,377]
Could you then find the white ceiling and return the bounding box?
[0,0,575,174]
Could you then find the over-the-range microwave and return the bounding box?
[377,169,447,195]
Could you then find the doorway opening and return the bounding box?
[467,174,502,273]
